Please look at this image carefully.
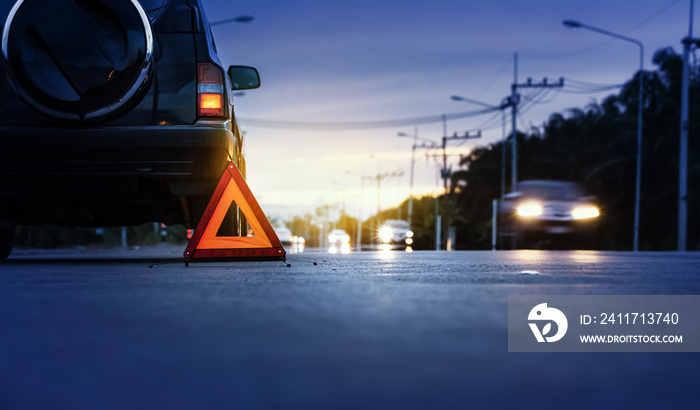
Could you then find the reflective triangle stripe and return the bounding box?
[184,163,285,261]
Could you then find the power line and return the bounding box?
[468,111,505,134]
[564,77,623,87]
[561,76,623,94]
[473,56,513,99]
[237,107,499,130]
[625,0,684,33]
[560,87,622,95]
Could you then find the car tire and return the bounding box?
[190,195,242,237]
[1,0,153,123]
[217,204,241,237]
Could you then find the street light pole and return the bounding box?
[398,128,418,226]
[358,174,363,251]
[346,166,370,252]
[564,20,644,252]
[679,0,696,251]
[512,53,518,189]
[409,133,417,223]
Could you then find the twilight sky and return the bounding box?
[201,0,695,221]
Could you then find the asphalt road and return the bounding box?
[1,247,700,409]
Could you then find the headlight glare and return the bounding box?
[378,226,393,243]
[517,203,543,217]
[573,206,600,220]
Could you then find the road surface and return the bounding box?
[1,247,699,409]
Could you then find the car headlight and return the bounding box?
[517,202,543,217]
[572,206,600,220]
[378,226,393,243]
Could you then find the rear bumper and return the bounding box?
[0,123,236,197]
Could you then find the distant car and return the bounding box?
[499,180,599,247]
[275,227,293,245]
[270,219,293,245]
[328,229,350,254]
[378,220,413,246]
[328,229,350,245]
[291,235,305,253]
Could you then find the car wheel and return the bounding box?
[1,0,154,123]
[190,195,241,237]
[216,204,241,237]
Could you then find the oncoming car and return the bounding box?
[378,219,413,250]
[328,229,350,246]
[328,229,350,254]
[499,180,600,248]
[0,0,260,258]
[270,219,293,245]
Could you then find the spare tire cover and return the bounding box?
[1,0,153,122]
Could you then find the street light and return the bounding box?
[678,0,697,251]
[564,19,644,252]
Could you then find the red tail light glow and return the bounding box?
[199,94,222,114]
[197,63,225,117]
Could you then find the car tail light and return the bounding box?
[198,63,225,117]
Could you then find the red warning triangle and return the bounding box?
[184,162,286,261]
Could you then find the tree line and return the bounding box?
[443,47,698,250]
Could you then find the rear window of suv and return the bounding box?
[138,0,170,22]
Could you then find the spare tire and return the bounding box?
[1,0,153,122]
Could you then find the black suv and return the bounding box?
[0,0,260,258]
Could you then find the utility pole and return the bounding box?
[451,95,516,198]
[510,53,564,190]
[374,171,403,217]
[398,131,439,227]
[441,130,481,250]
[441,130,482,193]
[361,171,403,247]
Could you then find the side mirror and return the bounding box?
[228,66,260,90]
